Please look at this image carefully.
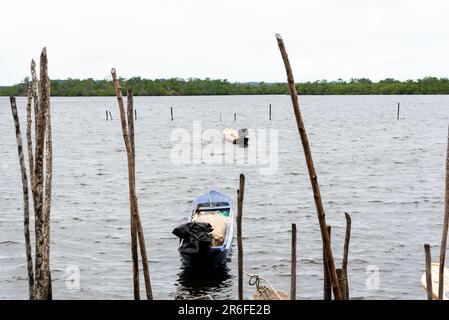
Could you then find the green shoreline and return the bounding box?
[1,77,449,96]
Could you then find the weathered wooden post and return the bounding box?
[171,106,174,121]
[290,223,297,300]
[269,104,272,120]
[424,243,433,300]
[438,125,449,300]
[127,88,140,300]
[276,33,342,299]
[106,110,109,120]
[397,103,400,120]
[234,113,237,121]
[135,109,137,121]
[109,111,113,120]
[323,225,331,300]
[342,212,351,299]
[10,97,35,300]
[111,68,153,300]
[237,173,245,300]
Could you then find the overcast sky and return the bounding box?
[1,0,449,85]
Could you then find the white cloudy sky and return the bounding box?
[1,0,449,85]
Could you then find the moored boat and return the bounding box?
[173,190,234,268]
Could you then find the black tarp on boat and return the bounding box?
[172,222,213,254]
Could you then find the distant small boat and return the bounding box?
[173,190,234,268]
[421,263,449,300]
[223,128,249,146]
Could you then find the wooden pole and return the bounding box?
[424,243,433,300]
[269,104,272,121]
[336,268,347,300]
[109,111,113,120]
[135,109,137,121]
[290,223,297,300]
[127,88,140,300]
[323,225,331,300]
[342,212,351,299]
[43,71,53,299]
[275,33,342,299]
[220,113,222,123]
[234,113,236,121]
[171,106,174,121]
[33,48,50,300]
[30,59,39,143]
[106,110,108,120]
[111,68,153,300]
[237,173,245,300]
[438,125,449,300]
[397,103,400,120]
[10,96,35,300]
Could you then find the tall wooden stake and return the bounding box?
[424,243,433,300]
[290,223,297,300]
[276,33,342,299]
[112,68,153,300]
[171,106,174,121]
[269,104,272,120]
[342,212,351,299]
[439,125,449,300]
[237,173,245,300]
[323,225,331,300]
[397,103,400,120]
[127,88,140,300]
[33,48,51,300]
[10,97,35,300]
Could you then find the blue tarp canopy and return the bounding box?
[193,190,232,207]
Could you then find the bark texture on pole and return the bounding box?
[33,48,50,300]
[439,125,449,300]
[43,82,53,299]
[275,33,342,300]
[30,59,39,142]
[112,68,153,300]
[424,244,433,300]
[10,96,35,300]
[237,173,245,300]
[290,223,297,300]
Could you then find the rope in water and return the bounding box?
[243,271,284,300]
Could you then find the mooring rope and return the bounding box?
[243,271,284,300]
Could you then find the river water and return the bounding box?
[0,95,448,300]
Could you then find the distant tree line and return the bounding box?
[1,77,449,96]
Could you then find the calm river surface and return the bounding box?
[1,95,448,300]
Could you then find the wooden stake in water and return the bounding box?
[342,212,352,299]
[127,89,140,300]
[135,109,137,121]
[290,223,297,300]
[171,106,174,121]
[323,225,331,300]
[234,113,236,121]
[10,96,35,300]
[424,243,433,300]
[275,33,342,299]
[439,125,449,300]
[397,103,400,120]
[237,173,245,300]
[269,104,272,121]
[112,68,153,300]
[109,111,113,120]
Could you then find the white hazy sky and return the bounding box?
[1,0,449,85]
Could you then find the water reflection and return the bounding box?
[175,266,234,300]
